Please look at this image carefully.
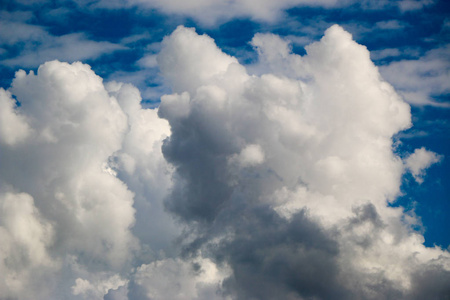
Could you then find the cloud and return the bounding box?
[375,20,406,30]
[157,25,450,299]
[0,60,170,299]
[0,88,31,145]
[73,0,434,26]
[370,47,422,61]
[356,0,435,11]
[404,147,443,184]
[0,20,47,45]
[75,0,339,25]
[397,0,435,12]
[0,191,57,300]
[131,257,230,300]
[0,20,125,68]
[106,81,178,254]
[1,23,449,299]
[72,275,128,300]
[379,45,450,106]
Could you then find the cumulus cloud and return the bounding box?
[404,147,443,184]
[1,23,449,300]
[0,89,31,145]
[0,191,57,300]
[0,60,171,299]
[157,25,450,299]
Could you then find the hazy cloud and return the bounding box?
[379,45,450,106]
[0,20,125,68]
[72,0,434,26]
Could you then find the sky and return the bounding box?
[0,0,449,299]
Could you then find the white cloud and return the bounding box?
[1,22,449,299]
[0,88,31,145]
[72,275,128,300]
[397,0,435,11]
[106,81,178,253]
[134,257,231,300]
[405,147,443,184]
[0,60,141,299]
[79,0,341,25]
[379,45,450,106]
[232,144,265,167]
[157,26,239,93]
[249,33,306,78]
[72,0,435,25]
[369,47,421,61]
[157,25,450,299]
[0,20,47,45]
[0,191,57,300]
[0,20,125,68]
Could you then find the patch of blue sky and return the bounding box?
[393,105,450,248]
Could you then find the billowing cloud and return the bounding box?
[0,60,170,299]
[0,24,449,300]
[157,25,450,299]
[0,89,31,145]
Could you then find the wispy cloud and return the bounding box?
[379,45,450,106]
[0,20,126,68]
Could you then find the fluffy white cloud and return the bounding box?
[0,88,31,145]
[157,25,450,299]
[0,61,170,299]
[404,147,443,184]
[0,191,57,299]
[106,81,178,254]
[1,22,449,300]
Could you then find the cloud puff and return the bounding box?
[0,60,170,299]
[157,25,450,299]
[131,257,230,300]
[0,191,57,300]
[404,147,443,184]
[0,89,31,145]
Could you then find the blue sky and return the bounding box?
[0,0,449,299]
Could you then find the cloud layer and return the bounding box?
[0,24,448,299]
[77,0,435,25]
